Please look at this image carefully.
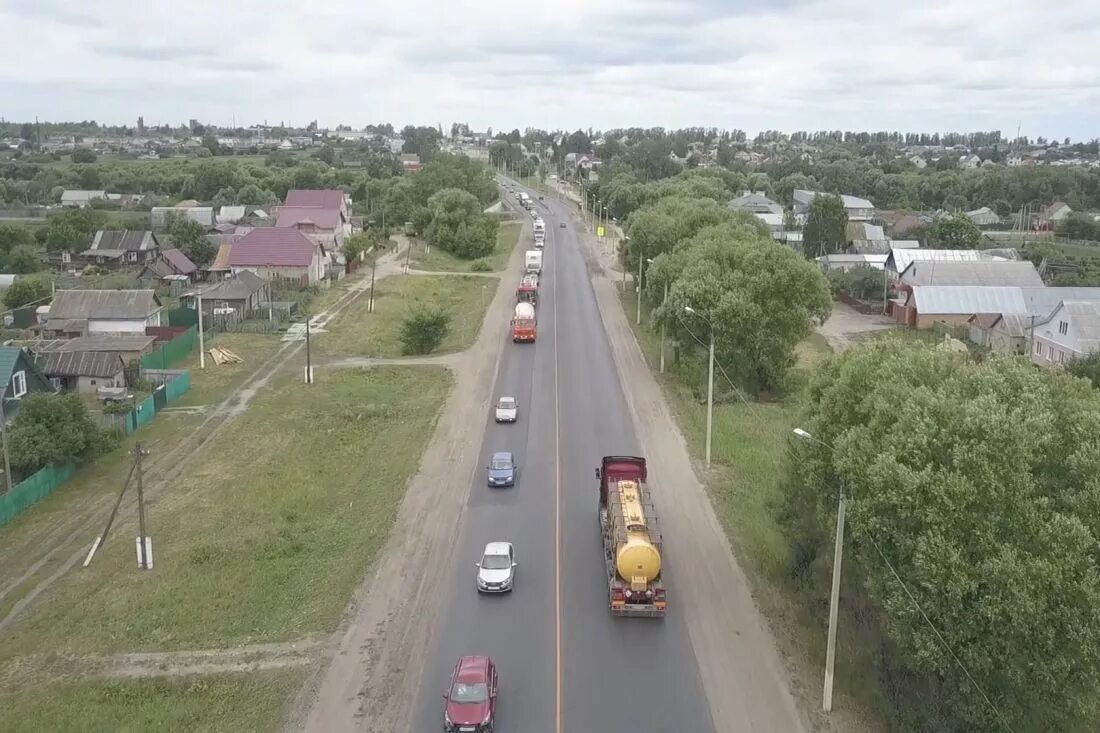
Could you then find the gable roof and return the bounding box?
[216,205,247,224]
[276,206,342,230]
[793,189,874,210]
[727,191,783,214]
[1054,301,1100,347]
[284,189,345,211]
[47,289,162,320]
[35,351,125,378]
[0,346,54,412]
[899,261,1044,288]
[208,243,235,270]
[228,228,319,268]
[35,335,156,353]
[910,286,1028,315]
[195,270,267,300]
[161,248,197,275]
[85,230,158,256]
[886,247,1004,274]
[61,190,107,203]
[846,222,886,241]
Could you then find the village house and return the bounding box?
[137,248,198,293]
[34,351,127,394]
[726,191,783,216]
[40,290,163,337]
[60,190,107,207]
[0,346,55,419]
[896,260,1044,290]
[216,205,247,225]
[227,228,326,286]
[183,271,270,317]
[966,207,1001,227]
[966,313,1033,356]
[1031,300,1100,367]
[81,230,160,268]
[895,286,1100,330]
[1038,201,1072,229]
[793,189,875,222]
[34,335,157,363]
[275,206,345,251]
[151,205,216,228]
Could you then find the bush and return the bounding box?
[7,393,113,474]
[826,266,883,301]
[399,304,451,355]
[469,259,492,272]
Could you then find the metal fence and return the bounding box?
[140,325,197,370]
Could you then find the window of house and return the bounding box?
[11,370,27,398]
[1059,321,1069,335]
[1059,351,1066,364]
[90,379,97,386]
[1035,341,1041,354]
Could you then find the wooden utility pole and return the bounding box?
[134,442,152,570]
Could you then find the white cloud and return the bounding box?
[1,0,1097,138]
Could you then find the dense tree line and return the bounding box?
[783,339,1100,731]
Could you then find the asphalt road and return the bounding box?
[408,183,715,732]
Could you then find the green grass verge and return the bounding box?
[317,273,499,358]
[409,221,522,273]
[0,366,451,658]
[173,332,285,407]
[618,287,885,723]
[0,670,304,732]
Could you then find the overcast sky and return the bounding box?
[2,0,1098,139]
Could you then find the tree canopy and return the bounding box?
[3,275,51,309]
[424,188,497,259]
[784,339,1100,731]
[8,393,112,475]
[646,218,831,393]
[927,212,983,249]
[802,193,848,258]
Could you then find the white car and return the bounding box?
[476,542,516,593]
[494,396,518,423]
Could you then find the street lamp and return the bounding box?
[684,306,715,467]
[647,258,668,371]
[621,235,630,289]
[635,251,648,325]
[792,427,845,714]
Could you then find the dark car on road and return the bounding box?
[444,655,497,732]
[486,451,516,487]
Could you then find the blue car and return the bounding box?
[486,451,517,487]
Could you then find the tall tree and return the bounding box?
[927,212,982,249]
[802,193,848,257]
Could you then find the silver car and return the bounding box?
[475,542,516,593]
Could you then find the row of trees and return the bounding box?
[624,191,831,394]
[782,338,1100,731]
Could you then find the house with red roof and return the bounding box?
[279,189,352,255]
[227,228,326,286]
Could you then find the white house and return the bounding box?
[60,190,108,207]
[1031,300,1100,367]
[959,155,982,170]
[966,207,1001,227]
[41,289,163,337]
[727,190,783,216]
[909,155,927,169]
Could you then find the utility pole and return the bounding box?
[369,243,384,313]
[83,460,139,567]
[197,291,206,369]
[304,313,314,384]
[636,251,645,325]
[823,485,846,712]
[659,281,668,373]
[134,442,152,570]
[705,327,714,467]
[404,236,413,274]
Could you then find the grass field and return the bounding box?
[173,332,285,407]
[0,670,305,732]
[317,273,499,358]
[409,221,522,273]
[618,288,885,722]
[0,366,451,660]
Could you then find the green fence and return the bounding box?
[166,306,199,328]
[165,370,191,402]
[0,464,77,529]
[140,326,198,370]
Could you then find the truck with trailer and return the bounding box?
[511,302,537,343]
[533,218,545,237]
[525,250,543,274]
[595,456,667,617]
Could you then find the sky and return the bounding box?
[2,0,1099,140]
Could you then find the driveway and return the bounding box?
[818,301,897,352]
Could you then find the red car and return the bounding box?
[443,655,497,732]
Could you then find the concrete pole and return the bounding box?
[823,488,847,712]
[197,292,205,369]
[636,252,644,325]
[0,388,11,492]
[705,328,714,467]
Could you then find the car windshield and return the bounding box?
[450,682,489,703]
[498,399,515,410]
[491,457,512,470]
[481,553,511,570]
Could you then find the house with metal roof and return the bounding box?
[727,190,783,216]
[897,285,1100,330]
[1031,300,1100,367]
[34,350,127,395]
[897,260,1044,289]
[41,289,163,337]
[276,206,345,250]
[150,206,216,228]
[183,271,269,316]
[885,247,1007,275]
[0,346,55,420]
[793,189,875,221]
[61,190,107,208]
[228,228,326,286]
[34,335,156,362]
[81,230,160,268]
[966,313,1033,355]
[815,254,888,272]
[966,207,1001,227]
[216,205,247,225]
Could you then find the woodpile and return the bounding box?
[208,347,243,365]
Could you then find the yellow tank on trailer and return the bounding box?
[614,481,662,588]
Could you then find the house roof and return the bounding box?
[727,191,782,213]
[817,254,888,269]
[161,248,197,275]
[276,206,342,230]
[284,189,345,211]
[35,351,124,378]
[846,222,886,241]
[208,243,235,270]
[194,270,266,300]
[61,190,106,203]
[1055,301,1100,347]
[967,313,1002,329]
[47,289,162,320]
[85,230,158,257]
[228,228,318,268]
[899,261,1044,288]
[0,346,53,409]
[754,212,784,227]
[35,335,156,353]
[887,248,1005,274]
[793,189,874,210]
[910,286,1029,315]
[217,205,247,223]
